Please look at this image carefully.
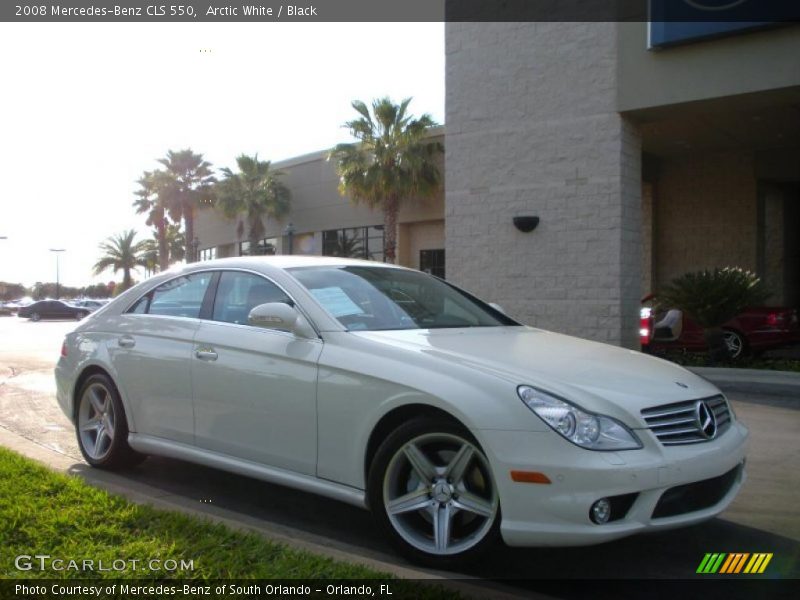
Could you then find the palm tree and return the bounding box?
[166,223,186,263]
[137,224,186,277]
[132,170,170,271]
[92,230,148,292]
[139,238,159,277]
[157,149,215,263]
[329,97,442,263]
[215,154,291,255]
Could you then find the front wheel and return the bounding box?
[30,312,41,322]
[368,417,500,568]
[75,374,144,469]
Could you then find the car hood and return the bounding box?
[353,326,721,419]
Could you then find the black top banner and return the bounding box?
[3,0,800,22]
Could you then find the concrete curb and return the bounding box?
[688,367,800,397]
[0,425,537,600]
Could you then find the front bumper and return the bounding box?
[478,420,749,547]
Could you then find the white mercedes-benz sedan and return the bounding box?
[55,256,748,567]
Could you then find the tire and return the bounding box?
[75,311,88,321]
[31,312,41,322]
[723,329,747,360]
[75,374,145,469]
[367,417,500,569]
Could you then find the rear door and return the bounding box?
[108,272,214,444]
[191,270,322,475]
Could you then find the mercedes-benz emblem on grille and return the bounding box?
[695,401,717,439]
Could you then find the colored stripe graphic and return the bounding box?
[697,553,726,573]
[698,553,773,574]
[744,553,773,574]
[720,553,749,573]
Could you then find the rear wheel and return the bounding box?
[368,417,500,568]
[76,374,144,469]
[723,329,746,359]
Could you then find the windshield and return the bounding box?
[289,266,518,331]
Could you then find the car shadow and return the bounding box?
[65,455,800,584]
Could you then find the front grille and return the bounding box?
[641,395,732,446]
[652,464,742,519]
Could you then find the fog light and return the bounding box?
[590,498,611,524]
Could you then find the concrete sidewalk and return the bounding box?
[689,367,800,397]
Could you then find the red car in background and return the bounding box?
[640,300,800,359]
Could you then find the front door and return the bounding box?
[191,270,322,475]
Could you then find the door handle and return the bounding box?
[118,335,135,348]
[195,348,218,361]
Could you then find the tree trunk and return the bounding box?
[184,206,195,263]
[122,269,132,291]
[157,219,169,271]
[248,232,259,256]
[703,327,730,366]
[249,212,265,255]
[383,195,399,264]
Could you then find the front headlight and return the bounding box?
[517,385,642,451]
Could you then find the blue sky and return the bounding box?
[0,22,445,288]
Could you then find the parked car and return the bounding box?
[0,302,13,316]
[71,299,109,312]
[18,300,91,321]
[1,298,31,315]
[641,299,800,358]
[55,257,748,567]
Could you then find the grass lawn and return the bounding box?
[0,447,458,596]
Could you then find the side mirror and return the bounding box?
[248,303,315,338]
[489,302,506,315]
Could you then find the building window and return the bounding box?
[322,226,384,262]
[239,238,277,256]
[199,247,217,261]
[420,249,445,279]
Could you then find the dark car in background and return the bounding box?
[18,300,90,322]
[641,304,800,359]
[71,299,109,312]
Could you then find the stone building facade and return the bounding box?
[196,22,800,348]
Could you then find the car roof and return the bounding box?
[169,255,408,277]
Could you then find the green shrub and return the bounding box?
[658,267,769,363]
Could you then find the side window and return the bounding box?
[212,271,291,325]
[128,294,150,314]
[146,273,213,319]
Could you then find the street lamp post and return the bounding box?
[284,223,295,255]
[49,248,65,299]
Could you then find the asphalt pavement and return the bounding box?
[1,316,798,594]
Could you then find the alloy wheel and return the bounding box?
[78,383,116,460]
[382,432,498,556]
[723,330,744,359]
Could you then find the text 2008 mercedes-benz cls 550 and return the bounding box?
[55,256,748,567]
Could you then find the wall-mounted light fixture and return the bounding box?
[513,216,540,233]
